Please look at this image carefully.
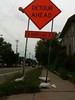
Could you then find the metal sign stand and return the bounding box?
[45,20,54,83]
[23,18,30,77]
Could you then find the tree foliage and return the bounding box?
[35,40,49,65]
[35,33,62,66]
[0,37,18,66]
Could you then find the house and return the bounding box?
[60,14,75,56]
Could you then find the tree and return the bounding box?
[35,39,49,66]
[35,33,62,66]
[0,37,18,66]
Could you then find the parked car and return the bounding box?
[32,65,36,67]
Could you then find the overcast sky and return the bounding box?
[0,0,75,58]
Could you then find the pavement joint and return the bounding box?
[32,93,35,100]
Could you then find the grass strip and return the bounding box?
[0,67,42,96]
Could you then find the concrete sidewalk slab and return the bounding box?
[7,94,33,100]
[41,69,75,92]
[35,92,75,100]
[7,91,75,100]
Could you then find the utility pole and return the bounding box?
[29,52,31,58]
[16,40,19,54]
[0,34,3,37]
[16,40,19,67]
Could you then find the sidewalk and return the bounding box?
[7,69,75,100]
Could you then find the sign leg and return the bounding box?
[45,20,54,83]
[23,18,30,77]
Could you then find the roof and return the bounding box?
[60,14,75,38]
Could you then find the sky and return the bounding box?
[0,0,75,58]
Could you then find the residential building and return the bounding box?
[60,14,75,55]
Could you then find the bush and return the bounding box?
[58,67,68,80]
[70,76,75,84]
[66,55,75,72]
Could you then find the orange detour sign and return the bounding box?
[23,0,61,30]
[25,31,55,40]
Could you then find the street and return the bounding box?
[0,67,22,75]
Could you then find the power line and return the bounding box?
[0,0,36,57]
[0,0,25,55]
[0,0,18,22]
[0,24,16,40]
[16,40,19,54]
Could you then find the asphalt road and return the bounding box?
[0,67,22,74]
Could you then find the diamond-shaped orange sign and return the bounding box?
[23,0,61,30]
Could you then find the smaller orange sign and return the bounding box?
[25,31,54,40]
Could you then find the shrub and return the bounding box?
[70,76,75,84]
[66,55,75,72]
[58,67,68,80]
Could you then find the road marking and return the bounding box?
[0,71,19,76]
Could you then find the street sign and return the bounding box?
[23,0,61,30]
[25,31,54,40]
